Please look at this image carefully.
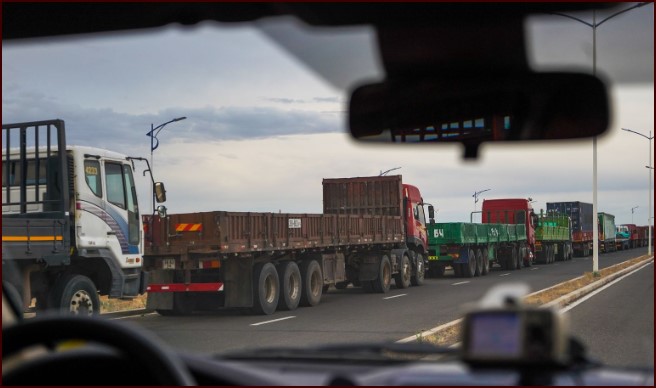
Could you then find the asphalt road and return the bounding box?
[120,247,651,357]
[564,258,654,369]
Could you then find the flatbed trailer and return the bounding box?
[143,175,428,315]
[547,201,593,257]
[534,213,573,263]
[427,221,528,277]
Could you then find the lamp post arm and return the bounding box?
[596,2,651,28]
[622,128,654,140]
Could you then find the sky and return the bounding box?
[2,4,654,227]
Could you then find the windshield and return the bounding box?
[2,3,653,375]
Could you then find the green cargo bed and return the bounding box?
[428,222,526,246]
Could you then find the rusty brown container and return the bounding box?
[144,210,404,258]
[322,175,403,217]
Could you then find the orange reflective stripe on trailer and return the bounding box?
[2,235,64,242]
[175,223,203,232]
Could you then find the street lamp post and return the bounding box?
[146,116,187,212]
[551,2,651,275]
[622,128,653,256]
[473,189,491,213]
[380,167,401,176]
[631,206,639,224]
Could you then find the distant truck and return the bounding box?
[615,224,632,251]
[635,225,651,247]
[426,197,575,278]
[426,215,528,278]
[142,175,428,315]
[481,198,572,265]
[546,201,593,257]
[534,210,573,263]
[2,119,164,315]
[598,212,616,253]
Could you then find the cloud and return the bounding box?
[3,88,343,155]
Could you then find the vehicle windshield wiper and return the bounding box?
[217,341,459,363]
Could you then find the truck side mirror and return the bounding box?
[154,182,166,203]
[428,205,435,220]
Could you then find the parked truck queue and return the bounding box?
[3,119,652,316]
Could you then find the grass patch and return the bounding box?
[421,254,652,347]
[101,293,147,313]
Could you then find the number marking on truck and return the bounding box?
[433,229,444,238]
[288,218,302,229]
[162,258,175,269]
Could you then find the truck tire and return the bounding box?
[481,249,489,275]
[49,274,100,316]
[394,254,412,288]
[252,262,279,315]
[508,248,517,270]
[463,249,476,277]
[474,249,483,276]
[411,252,425,286]
[299,260,322,307]
[277,261,301,311]
[372,255,392,293]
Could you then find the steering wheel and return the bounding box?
[2,314,196,386]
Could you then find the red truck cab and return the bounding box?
[481,198,537,262]
[403,183,428,251]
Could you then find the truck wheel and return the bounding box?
[516,247,522,269]
[252,262,279,315]
[508,249,517,270]
[411,253,425,286]
[49,274,100,316]
[277,261,301,311]
[373,255,392,293]
[299,260,323,307]
[462,249,476,277]
[394,254,412,288]
[481,249,489,275]
[474,249,483,276]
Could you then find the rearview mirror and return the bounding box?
[349,72,609,158]
[154,182,166,203]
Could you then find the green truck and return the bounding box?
[426,207,528,277]
[533,211,573,263]
[598,212,617,253]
